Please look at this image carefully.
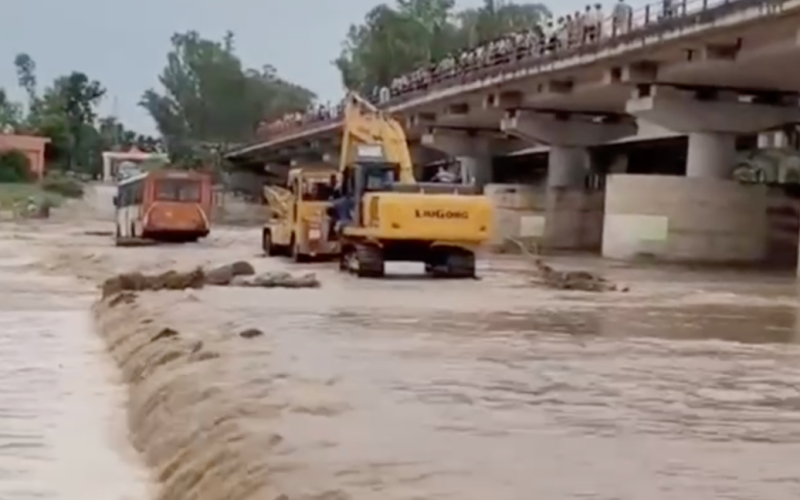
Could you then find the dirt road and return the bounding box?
[6,208,800,500]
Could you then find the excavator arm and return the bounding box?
[338,93,416,184]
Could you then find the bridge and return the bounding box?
[227,0,800,271]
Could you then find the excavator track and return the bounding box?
[426,249,476,279]
[354,244,385,278]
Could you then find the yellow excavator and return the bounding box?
[329,93,492,278]
[262,165,339,261]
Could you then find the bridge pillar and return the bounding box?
[599,85,794,263]
[502,111,635,251]
[686,132,737,178]
[421,129,492,189]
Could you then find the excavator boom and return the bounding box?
[338,93,415,183]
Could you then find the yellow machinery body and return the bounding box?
[261,165,339,261]
[335,93,493,278]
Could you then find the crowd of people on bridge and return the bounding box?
[258,0,700,141]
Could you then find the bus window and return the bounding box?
[155,179,202,202]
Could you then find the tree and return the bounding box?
[0,88,23,131]
[14,53,38,106]
[9,54,117,176]
[140,30,315,165]
[0,150,32,182]
[455,0,549,47]
[334,0,550,93]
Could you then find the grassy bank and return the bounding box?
[0,183,63,210]
[0,175,85,211]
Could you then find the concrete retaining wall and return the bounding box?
[484,183,604,252]
[602,174,768,263]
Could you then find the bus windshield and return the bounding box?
[154,178,202,202]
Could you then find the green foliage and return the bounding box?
[335,0,550,93]
[40,172,84,198]
[0,150,33,183]
[140,31,315,164]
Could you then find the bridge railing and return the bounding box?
[249,0,775,148]
[385,0,774,102]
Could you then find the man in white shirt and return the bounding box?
[612,0,633,35]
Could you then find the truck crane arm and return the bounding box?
[262,184,293,219]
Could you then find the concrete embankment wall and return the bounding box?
[484,183,604,252]
[92,293,282,500]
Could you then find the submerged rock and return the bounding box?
[239,328,264,339]
[100,260,319,299]
[532,259,628,292]
[204,260,256,285]
[249,271,320,288]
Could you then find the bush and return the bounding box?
[0,150,33,183]
[40,172,84,198]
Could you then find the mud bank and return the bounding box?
[95,295,264,500]
[93,287,323,500]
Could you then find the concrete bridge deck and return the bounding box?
[227,0,800,164]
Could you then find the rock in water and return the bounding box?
[239,328,263,339]
[249,271,320,288]
[531,258,627,292]
[230,260,255,276]
[204,261,256,285]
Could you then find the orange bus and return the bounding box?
[113,170,213,242]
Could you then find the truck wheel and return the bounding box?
[291,234,309,263]
[262,229,276,256]
[355,244,384,278]
[338,246,351,272]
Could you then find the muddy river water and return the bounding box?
[3,215,800,499]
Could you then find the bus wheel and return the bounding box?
[262,229,276,256]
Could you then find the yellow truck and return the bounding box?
[261,166,339,262]
[331,93,492,278]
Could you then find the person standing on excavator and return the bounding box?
[327,173,354,235]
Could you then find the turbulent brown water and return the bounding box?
[10,209,800,500]
[0,230,152,500]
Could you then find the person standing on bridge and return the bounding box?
[612,0,633,36]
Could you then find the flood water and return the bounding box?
[0,237,150,500]
[6,216,800,500]
[203,260,800,500]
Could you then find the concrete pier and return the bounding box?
[602,175,768,263]
[502,111,635,250]
[595,85,800,263]
[686,132,737,179]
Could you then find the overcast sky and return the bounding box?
[0,0,641,134]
